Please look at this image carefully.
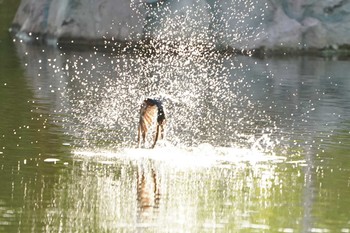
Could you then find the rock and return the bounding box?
[260,6,303,49]
[145,0,212,46]
[10,0,350,52]
[12,0,145,43]
[302,17,328,49]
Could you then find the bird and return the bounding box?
[137,98,166,148]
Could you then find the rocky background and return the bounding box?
[10,0,350,53]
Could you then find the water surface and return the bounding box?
[1,38,350,233]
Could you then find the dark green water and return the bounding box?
[1,2,350,233]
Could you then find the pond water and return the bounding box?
[1,34,350,232]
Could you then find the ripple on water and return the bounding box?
[72,142,287,169]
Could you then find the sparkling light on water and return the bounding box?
[55,0,273,151]
[10,0,283,158]
[4,1,350,232]
[59,48,280,151]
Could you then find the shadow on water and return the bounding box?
[1,38,350,232]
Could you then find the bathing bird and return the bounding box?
[137,98,166,148]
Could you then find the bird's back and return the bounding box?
[139,103,157,131]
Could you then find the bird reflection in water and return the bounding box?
[137,166,161,221]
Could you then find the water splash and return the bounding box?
[12,0,282,156]
[58,49,280,152]
[73,142,286,170]
[136,0,267,52]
